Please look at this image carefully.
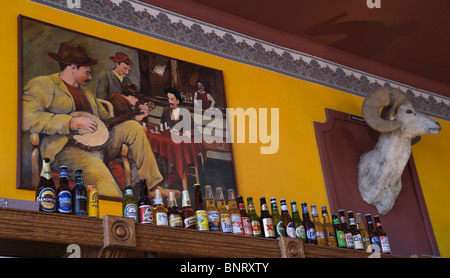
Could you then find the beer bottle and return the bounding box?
[122,184,138,222]
[247,197,262,237]
[321,206,337,247]
[365,214,381,253]
[348,211,364,250]
[72,169,87,216]
[168,191,182,227]
[333,213,347,248]
[153,189,168,226]
[56,165,71,214]
[291,201,306,242]
[338,209,353,248]
[270,197,286,238]
[280,199,295,239]
[311,204,327,246]
[216,187,231,233]
[228,189,243,235]
[35,158,56,213]
[301,202,316,244]
[260,197,276,238]
[193,184,209,231]
[374,215,391,254]
[237,195,253,236]
[204,185,220,232]
[356,212,372,251]
[138,179,153,224]
[181,190,196,229]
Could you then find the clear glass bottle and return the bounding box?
[205,185,220,232]
[228,189,243,235]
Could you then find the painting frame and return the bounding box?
[17,15,238,202]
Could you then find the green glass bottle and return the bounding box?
[247,197,262,237]
[122,184,138,223]
[270,197,286,238]
[290,201,307,243]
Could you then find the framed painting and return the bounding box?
[18,16,237,202]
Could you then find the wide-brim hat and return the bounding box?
[121,83,143,97]
[48,42,98,66]
[110,52,134,66]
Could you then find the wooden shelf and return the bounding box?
[0,207,402,258]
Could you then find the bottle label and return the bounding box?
[262,218,275,238]
[241,217,253,236]
[184,215,196,228]
[276,221,286,237]
[195,210,209,231]
[231,213,243,234]
[306,227,316,241]
[280,204,288,211]
[57,190,72,213]
[220,212,232,233]
[37,188,56,212]
[139,205,153,224]
[336,230,347,247]
[353,234,364,250]
[286,222,296,238]
[124,203,137,220]
[295,225,306,239]
[125,189,133,196]
[251,220,262,236]
[248,204,255,210]
[380,236,391,253]
[169,214,183,227]
[345,232,354,248]
[349,217,356,226]
[207,210,220,231]
[155,212,168,226]
[87,185,98,218]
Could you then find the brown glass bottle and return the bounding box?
[181,190,196,229]
[338,209,353,248]
[138,179,153,224]
[56,165,72,214]
[280,199,296,238]
[36,158,56,213]
[365,214,381,253]
[168,191,183,227]
[193,184,209,231]
[348,211,364,250]
[259,197,276,238]
[236,195,253,236]
[374,215,391,254]
[301,202,316,244]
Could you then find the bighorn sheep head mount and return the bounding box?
[358,87,441,214]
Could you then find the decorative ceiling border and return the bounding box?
[30,0,450,121]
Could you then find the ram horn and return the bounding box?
[361,87,410,132]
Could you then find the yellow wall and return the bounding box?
[1,0,449,257]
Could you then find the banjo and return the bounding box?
[67,102,155,152]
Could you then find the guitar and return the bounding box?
[67,102,155,151]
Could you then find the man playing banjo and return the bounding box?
[22,42,163,198]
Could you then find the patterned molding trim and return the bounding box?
[30,0,450,121]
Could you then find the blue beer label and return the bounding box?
[58,190,72,213]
